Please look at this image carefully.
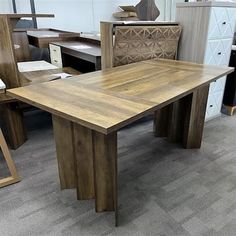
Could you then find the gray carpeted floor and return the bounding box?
[1,111,236,236]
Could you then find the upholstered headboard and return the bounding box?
[113,25,182,67]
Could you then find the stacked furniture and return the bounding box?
[0,14,79,149]
[176,2,236,120]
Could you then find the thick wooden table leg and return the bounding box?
[93,131,118,225]
[167,100,185,143]
[52,115,76,189]
[182,85,210,149]
[153,105,172,137]
[52,115,95,200]
[73,123,95,200]
[2,103,26,150]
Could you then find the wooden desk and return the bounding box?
[8,59,233,225]
[50,40,101,71]
[27,28,80,48]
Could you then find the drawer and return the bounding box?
[209,76,226,94]
[208,7,236,40]
[204,38,232,66]
[49,44,63,68]
[49,44,61,57]
[205,91,224,120]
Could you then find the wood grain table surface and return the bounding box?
[7,58,234,226]
[8,59,233,134]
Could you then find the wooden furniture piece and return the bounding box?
[113,6,139,21]
[8,59,233,225]
[223,46,236,115]
[0,14,80,149]
[49,39,101,71]
[135,0,160,21]
[100,21,181,69]
[27,28,81,48]
[176,2,236,120]
[0,128,20,188]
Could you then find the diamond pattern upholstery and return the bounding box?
[113,26,182,67]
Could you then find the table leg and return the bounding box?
[153,105,172,137]
[1,103,26,150]
[52,115,95,200]
[154,85,209,149]
[52,115,76,189]
[73,123,95,200]
[93,131,118,225]
[154,103,183,142]
[166,100,186,143]
[182,85,210,149]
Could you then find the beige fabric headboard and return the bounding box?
[113,25,182,67]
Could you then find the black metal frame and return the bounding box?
[12,0,37,28]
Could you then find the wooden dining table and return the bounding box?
[7,59,233,226]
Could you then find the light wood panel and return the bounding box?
[93,131,118,225]
[12,31,31,62]
[52,115,76,189]
[0,128,20,188]
[8,59,233,135]
[73,123,95,200]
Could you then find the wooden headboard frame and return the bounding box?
[100,21,181,70]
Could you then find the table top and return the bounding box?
[20,67,79,86]
[51,41,101,57]
[8,59,233,134]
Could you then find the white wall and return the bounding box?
[0,0,13,13]
[36,0,173,32]
[0,0,185,32]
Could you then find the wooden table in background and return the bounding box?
[50,39,101,71]
[8,59,234,225]
[27,28,80,48]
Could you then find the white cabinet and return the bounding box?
[176,2,236,120]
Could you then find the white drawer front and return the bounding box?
[209,76,226,94]
[208,7,236,40]
[205,90,225,120]
[204,38,232,66]
[49,44,63,68]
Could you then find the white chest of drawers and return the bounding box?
[176,2,236,120]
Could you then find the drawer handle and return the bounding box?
[222,22,226,25]
[218,52,222,55]
[54,60,58,63]
[210,105,213,107]
[53,49,57,52]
